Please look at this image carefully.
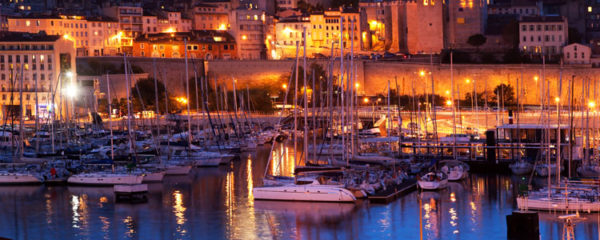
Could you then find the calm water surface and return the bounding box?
[1,143,600,240]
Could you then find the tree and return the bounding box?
[130,78,170,113]
[492,84,516,106]
[467,34,487,51]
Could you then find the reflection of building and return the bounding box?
[229,7,266,59]
[0,32,76,119]
[446,0,487,49]
[359,0,443,54]
[8,15,120,56]
[518,16,568,56]
[563,43,590,64]
[131,31,236,59]
[192,1,231,31]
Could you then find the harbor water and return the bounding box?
[1,143,600,240]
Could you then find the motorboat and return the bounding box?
[577,164,600,178]
[440,160,469,181]
[417,172,448,190]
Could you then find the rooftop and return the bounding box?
[520,16,565,23]
[0,31,60,42]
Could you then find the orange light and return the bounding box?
[534,75,539,82]
[355,82,360,89]
[465,79,470,84]
[446,100,453,106]
[363,97,369,103]
[419,70,426,77]
[589,101,596,108]
[242,35,248,40]
[282,83,287,89]
[555,97,560,103]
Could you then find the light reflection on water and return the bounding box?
[1,143,600,239]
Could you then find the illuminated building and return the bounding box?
[563,43,591,65]
[446,0,487,50]
[0,31,76,119]
[142,10,192,34]
[518,16,568,56]
[273,8,361,58]
[131,31,236,60]
[192,1,231,31]
[229,7,266,59]
[102,4,144,51]
[7,15,119,56]
[359,0,443,54]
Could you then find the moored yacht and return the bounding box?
[253,179,356,202]
[417,172,448,190]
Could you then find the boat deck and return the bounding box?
[368,179,417,204]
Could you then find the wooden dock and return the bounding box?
[368,179,417,204]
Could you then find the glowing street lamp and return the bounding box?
[419,70,426,77]
[534,75,539,82]
[176,97,188,105]
[589,101,596,108]
[282,83,287,90]
[446,100,453,106]
[363,97,369,103]
[555,97,560,103]
[63,83,78,98]
[355,82,360,89]
[465,79,471,84]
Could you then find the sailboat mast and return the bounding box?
[339,15,345,166]
[184,38,192,146]
[123,55,133,155]
[293,41,300,166]
[303,27,308,164]
[106,73,114,160]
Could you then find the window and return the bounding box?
[0,74,4,80]
[140,43,144,49]
[582,52,585,59]
[522,25,526,31]
[567,52,570,58]
[41,74,45,81]
[558,25,562,31]
[523,36,527,42]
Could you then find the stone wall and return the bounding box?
[78,57,600,105]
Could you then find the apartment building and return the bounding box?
[519,16,568,56]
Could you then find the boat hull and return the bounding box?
[418,179,448,190]
[0,174,42,185]
[67,174,144,185]
[253,185,356,202]
[517,196,600,212]
[165,165,192,175]
[142,171,166,182]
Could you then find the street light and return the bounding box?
[363,97,369,103]
[282,83,287,90]
[588,101,596,108]
[446,100,453,106]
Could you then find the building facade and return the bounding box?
[102,5,143,50]
[359,0,444,54]
[192,2,231,31]
[446,0,487,50]
[229,8,266,59]
[563,43,590,64]
[8,15,120,56]
[131,31,236,59]
[0,32,76,119]
[519,16,568,56]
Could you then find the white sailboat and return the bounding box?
[510,160,533,175]
[253,179,356,202]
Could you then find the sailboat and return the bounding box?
[417,171,448,190]
[440,160,469,181]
